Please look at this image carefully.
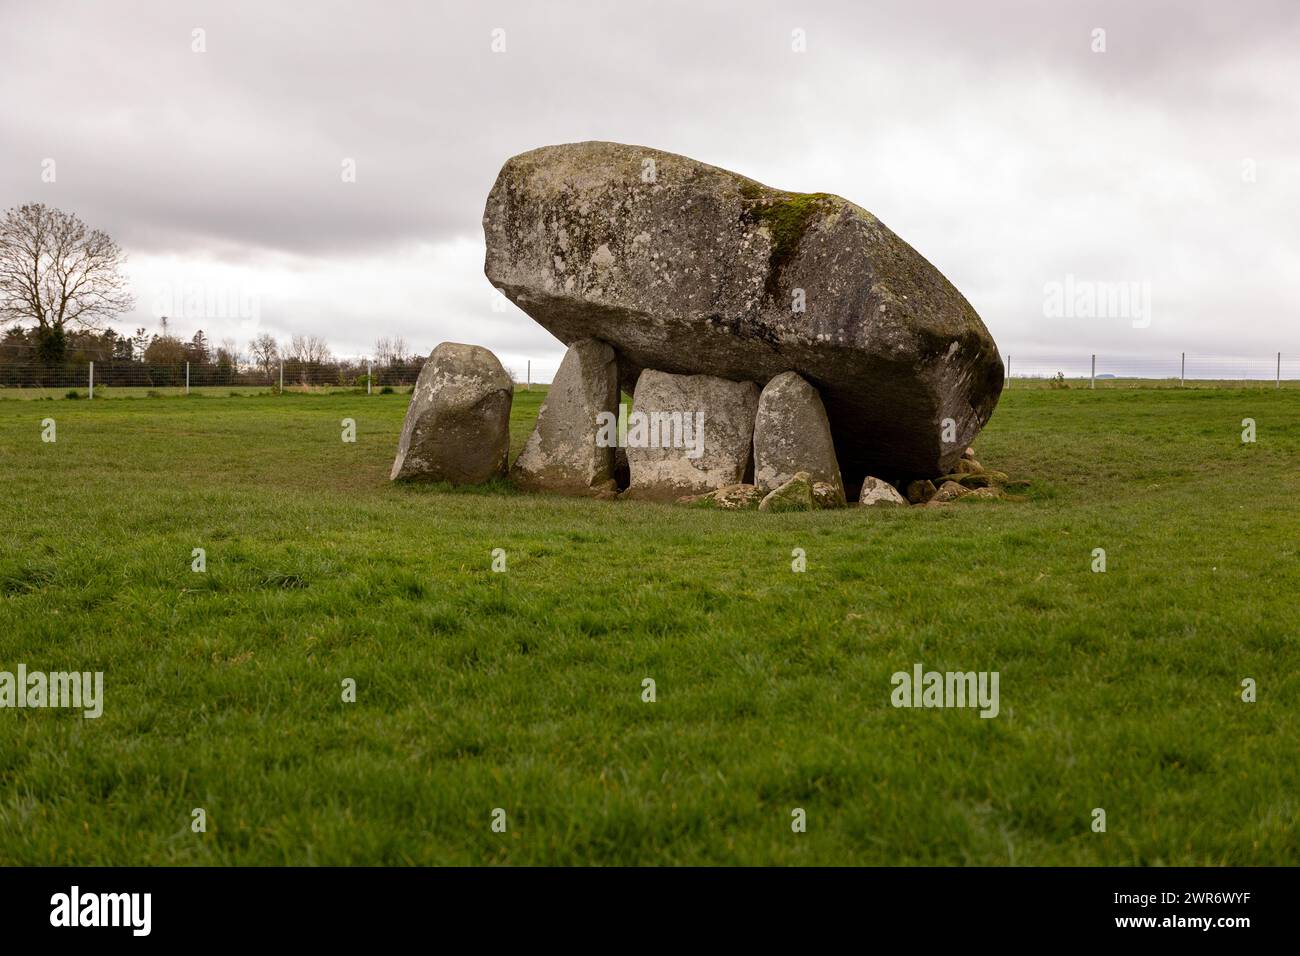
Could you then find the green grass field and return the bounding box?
[0,384,414,401]
[0,386,1297,865]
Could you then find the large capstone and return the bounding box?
[624,369,758,500]
[390,342,513,484]
[752,371,844,501]
[483,141,1003,485]
[511,338,619,494]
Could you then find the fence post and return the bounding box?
[185,361,190,396]
[527,360,531,390]
[1278,352,1282,389]
[1006,354,1011,388]
[367,363,372,395]
[1180,352,1185,388]
[88,361,94,400]
[279,362,283,393]
[1090,354,1096,389]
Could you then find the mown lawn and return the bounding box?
[0,386,1296,865]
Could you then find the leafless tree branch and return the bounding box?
[0,203,133,333]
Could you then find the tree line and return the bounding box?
[0,322,425,388]
[0,202,423,388]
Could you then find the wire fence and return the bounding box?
[0,360,421,396]
[1005,352,1297,388]
[522,353,1300,389]
[0,352,1296,397]
[498,353,1300,389]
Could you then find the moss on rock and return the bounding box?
[758,471,816,512]
[936,470,1010,488]
[738,182,836,300]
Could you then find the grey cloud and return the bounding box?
[1,0,1296,360]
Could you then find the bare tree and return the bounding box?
[307,334,331,364]
[284,334,332,385]
[0,203,133,362]
[219,337,240,366]
[249,332,279,381]
[391,336,410,364]
[374,336,394,366]
[288,334,331,364]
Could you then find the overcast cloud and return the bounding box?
[2,0,1297,377]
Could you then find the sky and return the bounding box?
[2,0,1296,380]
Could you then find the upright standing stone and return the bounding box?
[625,370,759,500]
[390,342,513,484]
[511,338,619,494]
[753,371,844,503]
